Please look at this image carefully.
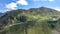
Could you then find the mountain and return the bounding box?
[0,13,3,17]
[0,7,60,25]
[29,7,60,15]
[0,7,60,34]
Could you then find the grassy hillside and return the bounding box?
[0,7,60,34]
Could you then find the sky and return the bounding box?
[0,0,60,13]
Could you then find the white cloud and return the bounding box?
[53,8,60,11]
[16,0,28,5]
[5,0,28,10]
[48,0,54,2]
[6,2,17,10]
[48,7,60,11]
[0,9,9,13]
[32,0,45,2]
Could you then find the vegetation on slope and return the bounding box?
[0,7,60,34]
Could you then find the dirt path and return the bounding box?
[52,30,60,34]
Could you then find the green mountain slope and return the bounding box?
[0,7,60,34]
